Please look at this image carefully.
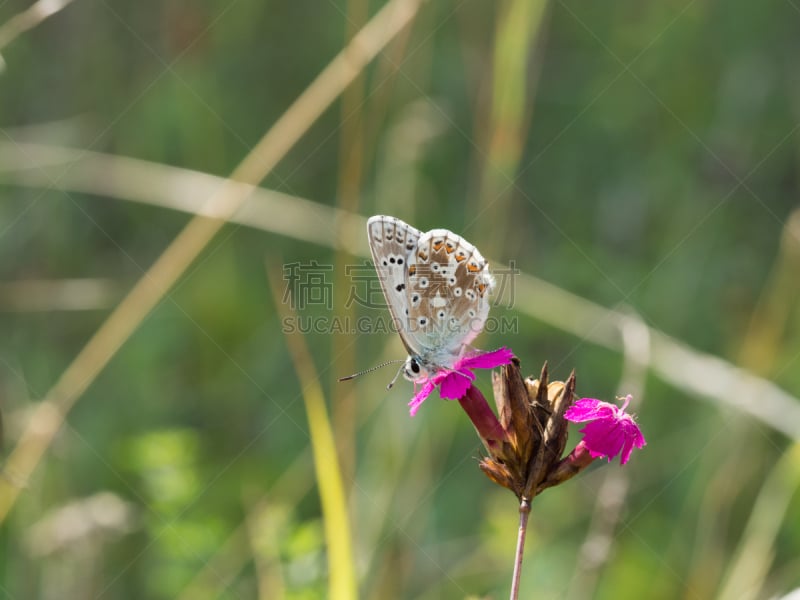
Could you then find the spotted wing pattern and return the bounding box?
[404,227,494,367]
[366,215,421,355]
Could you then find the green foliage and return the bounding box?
[1,0,799,598]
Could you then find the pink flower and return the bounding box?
[564,395,646,465]
[408,347,514,416]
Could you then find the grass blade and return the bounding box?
[267,263,357,599]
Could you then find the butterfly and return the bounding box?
[365,214,495,386]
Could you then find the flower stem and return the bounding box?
[458,385,509,451]
[510,496,531,600]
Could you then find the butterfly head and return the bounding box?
[402,355,431,382]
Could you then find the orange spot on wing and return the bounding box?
[455,254,466,262]
[477,283,487,295]
[445,243,455,254]
[432,240,444,251]
[467,262,480,272]
[418,250,428,261]
[408,265,417,276]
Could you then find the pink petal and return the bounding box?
[619,423,647,464]
[620,437,635,465]
[565,398,616,422]
[406,347,515,415]
[408,380,437,417]
[456,347,514,371]
[566,396,646,464]
[438,370,474,400]
[581,420,625,461]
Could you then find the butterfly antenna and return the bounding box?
[386,364,405,390]
[338,360,404,382]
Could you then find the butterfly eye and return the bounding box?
[410,360,420,374]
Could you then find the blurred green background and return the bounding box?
[1,0,799,598]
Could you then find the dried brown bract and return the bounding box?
[477,358,588,501]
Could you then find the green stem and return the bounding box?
[510,497,531,600]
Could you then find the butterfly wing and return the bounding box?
[366,215,422,355]
[405,228,494,366]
